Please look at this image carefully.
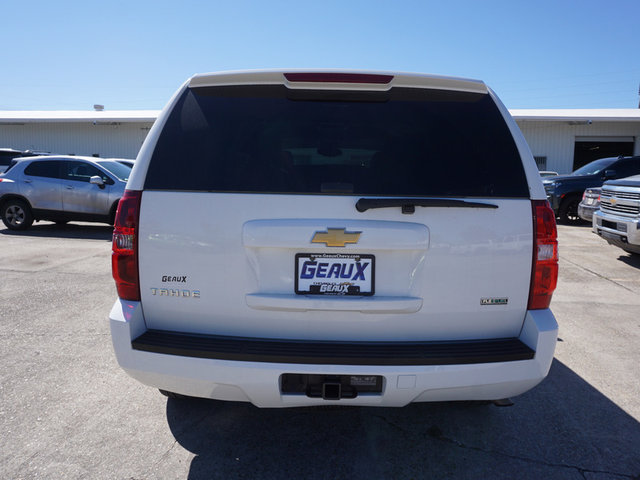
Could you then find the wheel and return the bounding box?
[1,199,34,230]
[558,195,582,224]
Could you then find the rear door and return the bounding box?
[137,82,534,343]
[21,160,63,211]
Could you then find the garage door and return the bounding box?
[573,137,634,170]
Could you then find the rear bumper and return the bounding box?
[110,300,558,407]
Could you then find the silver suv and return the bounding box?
[0,155,131,230]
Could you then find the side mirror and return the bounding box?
[603,169,617,179]
[89,175,105,189]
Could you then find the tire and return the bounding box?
[1,199,34,231]
[558,195,582,225]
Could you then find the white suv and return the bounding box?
[109,70,559,407]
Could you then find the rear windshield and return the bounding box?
[145,85,529,197]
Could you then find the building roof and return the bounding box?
[0,110,160,123]
[0,108,639,123]
[509,109,640,122]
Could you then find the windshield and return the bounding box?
[97,160,131,181]
[572,158,615,176]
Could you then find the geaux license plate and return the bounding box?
[295,253,375,296]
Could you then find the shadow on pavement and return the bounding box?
[0,222,112,241]
[618,253,640,269]
[165,360,640,479]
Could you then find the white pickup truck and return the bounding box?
[593,174,640,255]
[109,70,559,407]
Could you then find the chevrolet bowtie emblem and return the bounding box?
[311,228,361,247]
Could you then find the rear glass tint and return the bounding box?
[145,85,529,197]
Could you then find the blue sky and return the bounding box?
[2,0,639,110]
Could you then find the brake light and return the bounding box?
[528,200,559,309]
[284,73,394,84]
[112,190,142,301]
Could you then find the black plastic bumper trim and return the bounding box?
[132,330,535,366]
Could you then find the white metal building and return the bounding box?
[1,109,639,174]
[512,109,640,173]
[0,110,157,159]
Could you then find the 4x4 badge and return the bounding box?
[311,228,361,247]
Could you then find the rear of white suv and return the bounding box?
[110,71,558,407]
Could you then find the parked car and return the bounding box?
[23,150,52,156]
[0,155,131,230]
[578,187,602,222]
[1,148,52,173]
[109,70,558,408]
[110,158,135,168]
[543,156,640,224]
[593,174,640,255]
[0,148,27,173]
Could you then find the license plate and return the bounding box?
[585,198,594,205]
[295,253,375,296]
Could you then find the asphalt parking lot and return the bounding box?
[1,222,639,480]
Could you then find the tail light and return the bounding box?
[528,200,559,309]
[112,190,142,301]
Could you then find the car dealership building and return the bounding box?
[1,108,639,174]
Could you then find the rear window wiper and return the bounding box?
[355,198,499,214]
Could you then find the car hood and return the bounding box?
[604,174,640,188]
[543,174,590,184]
